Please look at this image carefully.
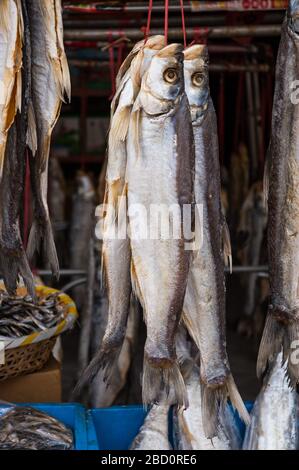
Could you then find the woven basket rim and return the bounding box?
[0,285,78,350]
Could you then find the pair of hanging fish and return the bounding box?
[75,35,250,438]
[0,0,70,298]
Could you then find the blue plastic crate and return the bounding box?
[0,403,87,450]
[87,402,254,450]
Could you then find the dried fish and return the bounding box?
[182,44,249,437]
[26,0,70,278]
[0,291,65,338]
[126,43,194,407]
[257,0,299,384]
[0,406,73,450]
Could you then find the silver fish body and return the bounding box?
[126,44,194,406]
[27,0,70,278]
[73,38,165,396]
[243,352,298,450]
[182,45,248,436]
[173,363,242,450]
[130,404,172,450]
[257,1,299,384]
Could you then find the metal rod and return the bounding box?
[68,59,270,73]
[61,278,87,293]
[225,265,268,273]
[37,269,87,276]
[64,25,282,40]
[63,1,287,13]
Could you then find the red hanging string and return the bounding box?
[23,150,30,250]
[144,0,153,43]
[179,0,187,48]
[164,0,169,45]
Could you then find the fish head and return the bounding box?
[142,43,184,103]
[130,36,166,94]
[288,0,299,33]
[183,45,210,124]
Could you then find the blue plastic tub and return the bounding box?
[0,403,87,450]
[87,402,254,450]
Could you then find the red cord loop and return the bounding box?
[164,0,169,45]
[179,0,187,48]
[144,0,153,43]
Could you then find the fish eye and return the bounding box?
[192,72,205,87]
[163,68,179,84]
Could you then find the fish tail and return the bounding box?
[200,374,250,439]
[142,358,188,408]
[72,346,121,399]
[27,218,59,280]
[0,249,35,300]
[256,312,284,379]
[226,374,250,426]
[200,381,224,439]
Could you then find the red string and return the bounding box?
[179,0,187,48]
[23,150,30,249]
[144,0,153,43]
[164,0,169,45]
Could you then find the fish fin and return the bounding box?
[177,406,195,449]
[108,105,131,156]
[226,374,250,426]
[0,0,10,32]
[54,0,71,102]
[130,49,144,99]
[142,359,188,408]
[222,218,232,273]
[27,219,59,280]
[263,149,270,207]
[256,313,284,379]
[131,99,141,159]
[72,347,121,400]
[200,381,222,439]
[0,249,36,300]
[130,259,145,308]
[59,52,71,103]
[26,101,37,155]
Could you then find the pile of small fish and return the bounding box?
[0,406,73,450]
[0,0,70,298]
[74,34,250,442]
[0,291,65,338]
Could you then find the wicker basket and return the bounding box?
[0,337,56,382]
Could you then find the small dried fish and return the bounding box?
[0,406,73,450]
[0,291,65,337]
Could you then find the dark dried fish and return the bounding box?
[0,406,73,450]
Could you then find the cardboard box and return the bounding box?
[0,356,61,403]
